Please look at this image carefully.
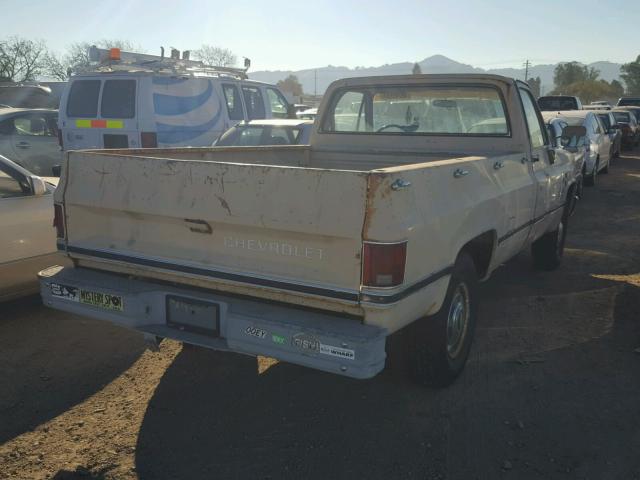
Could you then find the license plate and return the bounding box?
[166,295,219,337]
[50,283,124,311]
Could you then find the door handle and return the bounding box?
[453,168,469,178]
[16,141,31,149]
[493,161,504,170]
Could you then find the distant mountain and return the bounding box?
[248,55,623,96]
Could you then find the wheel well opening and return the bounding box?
[460,231,495,278]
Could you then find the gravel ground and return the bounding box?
[1,150,639,480]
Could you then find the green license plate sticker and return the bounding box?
[79,290,124,311]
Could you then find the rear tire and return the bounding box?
[532,211,568,271]
[408,252,478,387]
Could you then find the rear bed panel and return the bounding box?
[61,151,369,293]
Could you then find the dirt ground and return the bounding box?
[1,151,640,480]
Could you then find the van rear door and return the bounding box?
[61,77,139,150]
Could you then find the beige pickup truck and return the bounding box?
[40,74,586,386]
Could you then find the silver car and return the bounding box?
[0,108,61,175]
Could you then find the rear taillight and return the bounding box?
[362,242,407,287]
[53,204,65,239]
[141,132,157,148]
[58,129,63,149]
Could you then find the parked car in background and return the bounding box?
[619,106,640,124]
[612,109,640,148]
[584,104,611,111]
[542,114,587,201]
[58,46,293,151]
[537,95,583,111]
[43,74,580,386]
[0,108,61,176]
[296,107,318,120]
[591,101,611,107]
[545,110,611,186]
[617,97,640,107]
[0,154,65,301]
[0,84,59,109]
[214,119,313,146]
[596,111,622,158]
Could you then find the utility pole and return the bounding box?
[523,60,531,82]
[314,69,317,97]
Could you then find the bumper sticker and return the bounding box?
[320,344,355,361]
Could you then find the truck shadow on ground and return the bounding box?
[134,281,640,480]
[0,295,146,444]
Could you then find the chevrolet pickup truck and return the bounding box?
[40,74,585,386]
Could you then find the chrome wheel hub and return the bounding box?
[446,283,470,359]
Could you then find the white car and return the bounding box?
[214,119,314,146]
[0,154,65,301]
[543,110,611,186]
[0,108,61,176]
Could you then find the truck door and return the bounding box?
[518,87,564,241]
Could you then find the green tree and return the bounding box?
[277,74,304,96]
[527,76,541,97]
[621,55,640,95]
[552,79,623,104]
[193,45,237,67]
[0,36,48,82]
[553,61,599,91]
[412,62,422,75]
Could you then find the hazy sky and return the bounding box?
[3,0,639,71]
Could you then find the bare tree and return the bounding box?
[0,36,47,82]
[193,45,237,67]
[277,75,304,96]
[45,39,142,79]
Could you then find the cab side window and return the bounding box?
[241,86,266,120]
[518,88,546,148]
[223,84,244,121]
[266,88,289,119]
[12,114,56,137]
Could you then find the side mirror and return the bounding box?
[547,147,556,164]
[52,165,62,177]
[30,176,47,196]
[287,104,297,119]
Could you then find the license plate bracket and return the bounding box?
[166,295,220,337]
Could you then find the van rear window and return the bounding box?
[67,80,101,117]
[101,80,136,118]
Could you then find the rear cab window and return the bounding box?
[322,85,509,136]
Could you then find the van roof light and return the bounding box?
[109,48,121,61]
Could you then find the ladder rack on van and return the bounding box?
[71,46,249,80]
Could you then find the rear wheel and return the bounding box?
[408,252,478,387]
[532,210,568,271]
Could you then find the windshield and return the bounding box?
[216,125,302,146]
[323,85,508,135]
[613,111,631,123]
[537,97,578,111]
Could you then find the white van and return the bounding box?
[58,48,293,150]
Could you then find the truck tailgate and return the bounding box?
[59,152,369,298]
